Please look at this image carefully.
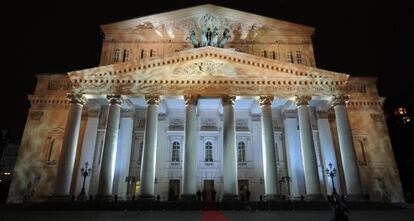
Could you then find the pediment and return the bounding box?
[101,4,314,42]
[68,47,349,97]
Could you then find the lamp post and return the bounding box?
[125,176,136,199]
[325,162,337,194]
[79,162,92,197]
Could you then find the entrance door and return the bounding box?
[168,180,180,201]
[238,180,249,201]
[202,180,215,202]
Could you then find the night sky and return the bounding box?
[1,0,412,138]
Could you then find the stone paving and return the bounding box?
[2,210,414,221]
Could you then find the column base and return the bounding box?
[346,193,367,201]
[94,194,114,202]
[222,194,239,202]
[264,194,281,201]
[180,194,197,202]
[50,194,73,202]
[138,194,155,201]
[305,193,324,201]
[77,192,88,202]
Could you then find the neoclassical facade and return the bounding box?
[8,4,404,202]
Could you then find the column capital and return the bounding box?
[184,95,198,106]
[145,94,160,105]
[67,93,86,105]
[294,95,311,106]
[259,95,274,106]
[221,95,236,106]
[331,94,350,106]
[107,94,123,105]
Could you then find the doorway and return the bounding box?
[168,179,180,201]
[202,180,215,202]
[238,180,250,201]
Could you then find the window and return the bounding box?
[47,138,62,163]
[138,141,144,163]
[269,51,276,59]
[171,141,180,162]
[296,50,303,64]
[357,140,367,165]
[150,49,156,57]
[237,141,246,162]
[123,49,130,62]
[260,50,267,58]
[205,141,213,162]
[287,51,294,63]
[141,49,147,59]
[113,49,120,62]
[395,107,407,115]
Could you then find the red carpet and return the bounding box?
[201,211,229,221]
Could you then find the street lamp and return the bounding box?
[325,162,337,194]
[79,162,92,197]
[125,176,136,199]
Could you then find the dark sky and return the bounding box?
[1,0,412,138]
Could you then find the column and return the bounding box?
[181,95,198,200]
[221,95,238,201]
[316,111,341,194]
[295,95,322,200]
[259,95,280,200]
[113,110,134,199]
[96,95,123,200]
[53,93,86,200]
[74,108,100,197]
[332,95,363,200]
[139,95,160,200]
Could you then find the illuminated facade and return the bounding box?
[8,4,404,202]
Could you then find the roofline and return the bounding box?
[100,4,315,35]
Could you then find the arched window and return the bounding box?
[237,141,246,162]
[171,141,180,162]
[205,141,213,162]
[138,141,144,163]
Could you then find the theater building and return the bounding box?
[7,4,404,202]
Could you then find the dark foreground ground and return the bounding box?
[2,210,414,221]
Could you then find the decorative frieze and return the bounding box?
[48,80,71,91]
[201,118,217,130]
[169,118,184,130]
[236,119,249,131]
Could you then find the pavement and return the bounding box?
[2,210,414,221]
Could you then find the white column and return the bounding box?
[316,111,341,194]
[139,95,160,200]
[113,111,134,200]
[221,95,238,201]
[181,95,198,200]
[53,93,86,199]
[295,95,322,200]
[96,95,123,200]
[259,95,280,200]
[74,108,100,197]
[332,95,363,200]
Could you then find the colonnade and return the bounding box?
[53,93,363,201]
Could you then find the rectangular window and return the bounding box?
[141,49,147,59]
[268,51,276,59]
[123,49,130,62]
[296,50,303,64]
[287,51,294,63]
[260,50,267,58]
[150,49,156,57]
[113,49,120,62]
